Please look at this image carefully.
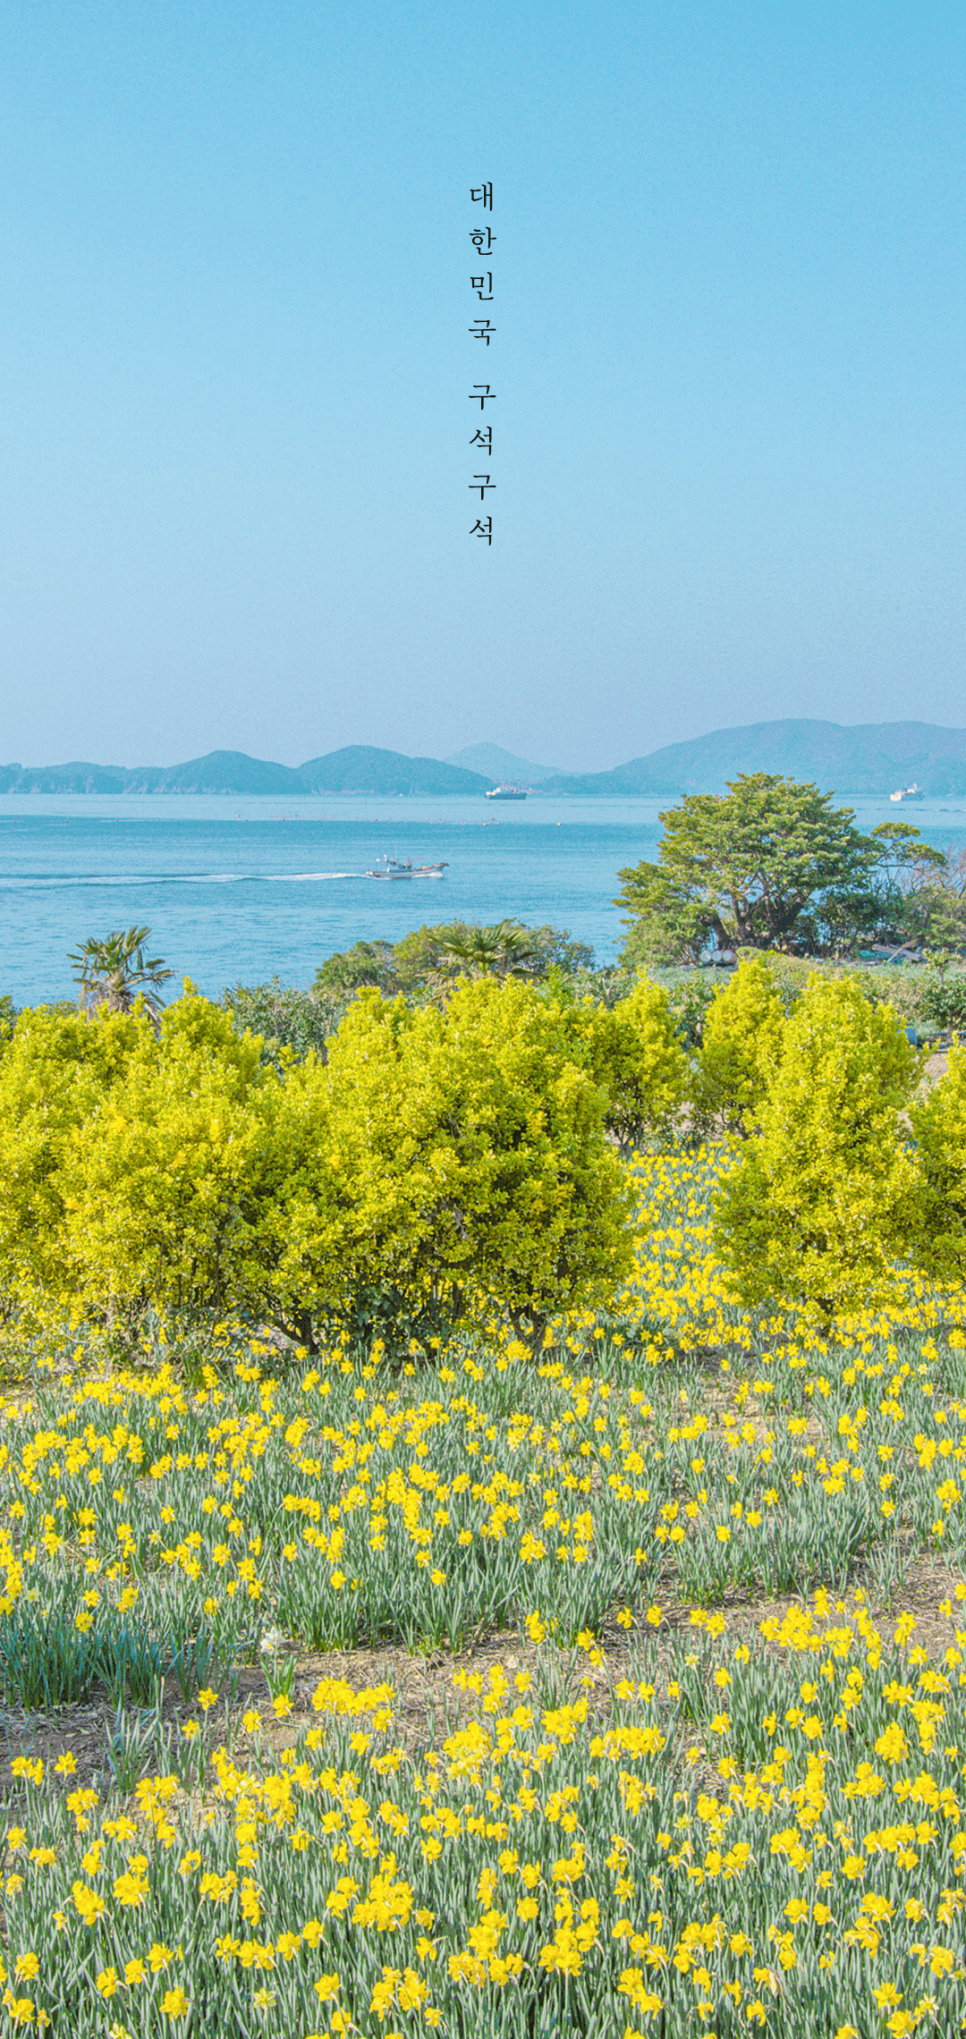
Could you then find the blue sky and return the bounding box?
[2,0,965,772]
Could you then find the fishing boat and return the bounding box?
[484,784,527,800]
[365,857,448,880]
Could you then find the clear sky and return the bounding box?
[2,1,965,773]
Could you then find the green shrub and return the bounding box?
[0,979,632,1353]
[714,974,919,1323]
[658,969,717,1048]
[313,920,593,1002]
[320,978,633,1346]
[693,957,785,1132]
[919,969,966,1034]
[573,976,689,1154]
[223,977,348,1066]
[911,1043,966,1280]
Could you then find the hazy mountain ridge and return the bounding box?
[298,748,491,795]
[5,722,966,797]
[446,743,560,785]
[0,748,492,797]
[540,720,966,797]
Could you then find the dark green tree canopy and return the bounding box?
[314,920,593,999]
[615,773,942,965]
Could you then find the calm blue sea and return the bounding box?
[3,791,966,1008]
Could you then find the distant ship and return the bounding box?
[889,783,924,803]
[365,857,448,880]
[484,784,528,801]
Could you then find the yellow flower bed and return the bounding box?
[2,1603,966,2035]
[0,1151,963,2029]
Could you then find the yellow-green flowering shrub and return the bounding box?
[714,975,919,1322]
[0,1004,146,1311]
[912,1041,966,1281]
[572,975,688,1155]
[60,992,276,1326]
[694,955,785,1132]
[325,978,634,1343]
[0,980,633,1349]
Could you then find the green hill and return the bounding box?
[0,748,491,796]
[446,743,558,785]
[296,747,490,794]
[541,720,966,797]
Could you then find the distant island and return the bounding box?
[6,721,966,797]
[0,747,494,797]
[445,743,561,785]
[538,720,966,797]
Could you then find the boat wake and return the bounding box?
[0,871,362,890]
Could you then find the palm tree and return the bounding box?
[68,925,174,1026]
[435,919,539,979]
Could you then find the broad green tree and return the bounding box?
[714,975,919,1323]
[897,845,966,969]
[616,774,935,966]
[312,940,399,997]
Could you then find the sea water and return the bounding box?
[2,791,965,1008]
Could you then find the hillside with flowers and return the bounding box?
[0,942,966,2035]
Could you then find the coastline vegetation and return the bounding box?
[615,772,966,972]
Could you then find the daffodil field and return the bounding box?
[0,1149,965,2037]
